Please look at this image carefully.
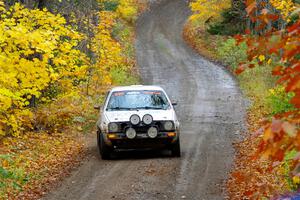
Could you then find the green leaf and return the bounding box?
[12,182,22,190]
[284,149,297,161]
[0,167,9,179]
[0,181,6,188]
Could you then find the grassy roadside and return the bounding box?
[183,21,292,198]
[0,1,144,199]
[183,23,223,63]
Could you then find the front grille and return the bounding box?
[116,121,174,133]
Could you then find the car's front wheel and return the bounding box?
[97,131,112,160]
[170,139,181,157]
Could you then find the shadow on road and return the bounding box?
[111,149,176,160]
[90,144,179,160]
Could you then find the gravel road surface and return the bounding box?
[43,0,245,199]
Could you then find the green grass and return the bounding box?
[110,67,139,85]
[216,38,277,115]
[112,20,135,59]
[238,65,276,114]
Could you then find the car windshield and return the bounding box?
[106,90,170,111]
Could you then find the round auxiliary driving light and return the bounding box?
[130,114,140,125]
[147,127,158,138]
[163,121,174,131]
[142,114,153,125]
[126,128,137,139]
[108,122,119,132]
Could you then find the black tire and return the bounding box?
[97,131,111,160]
[170,139,181,157]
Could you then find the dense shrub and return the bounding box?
[217,38,247,70]
[207,8,246,35]
[99,0,119,11]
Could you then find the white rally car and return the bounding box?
[95,85,181,159]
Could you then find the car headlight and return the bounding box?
[126,127,137,139]
[108,122,119,132]
[142,114,153,125]
[130,114,140,125]
[147,127,158,138]
[163,121,174,131]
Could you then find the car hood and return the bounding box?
[104,109,175,123]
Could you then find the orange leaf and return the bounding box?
[235,65,245,75]
[243,190,254,197]
[286,75,300,92]
[246,2,257,15]
[245,29,251,34]
[263,127,273,141]
[232,171,245,183]
[290,95,300,108]
[248,63,255,68]
[272,66,283,76]
[274,149,284,161]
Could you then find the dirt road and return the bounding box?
[43,0,245,199]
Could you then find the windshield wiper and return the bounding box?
[108,107,132,111]
[108,106,165,111]
[136,106,164,110]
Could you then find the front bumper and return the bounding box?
[103,131,179,149]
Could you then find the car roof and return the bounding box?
[110,85,165,92]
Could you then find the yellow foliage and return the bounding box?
[0,3,89,136]
[293,176,300,185]
[116,0,138,23]
[92,11,119,85]
[258,55,266,62]
[0,0,140,136]
[87,0,140,94]
[91,11,125,88]
[0,0,4,12]
[189,0,231,26]
[270,0,296,19]
[267,58,272,65]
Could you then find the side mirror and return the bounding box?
[94,105,101,110]
[172,101,178,106]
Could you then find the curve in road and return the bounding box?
[43,0,246,199]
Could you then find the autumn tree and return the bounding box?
[87,0,140,94]
[91,11,122,88]
[236,0,300,174]
[0,2,89,136]
[189,0,231,26]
